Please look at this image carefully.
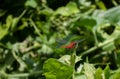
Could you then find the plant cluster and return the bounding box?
[0,0,120,79]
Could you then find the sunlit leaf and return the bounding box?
[41,44,53,54]
[102,41,115,51]
[104,65,110,79]
[110,72,120,79]
[95,67,103,79]
[25,0,37,8]
[75,74,86,79]
[83,63,96,79]
[58,55,81,66]
[55,2,79,16]
[0,15,12,40]
[43,58,73,79]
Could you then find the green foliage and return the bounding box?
[43,58,73,79]
[55,2,79,16]
[103,6,120,24]
[95,67,103,79]
[25,0,37,8]
[1,0,120,79]
[84,63,96,79]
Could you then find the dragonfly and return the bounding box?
[61,39,85,49]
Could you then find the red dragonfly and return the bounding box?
[61,42,77,49]
[61,39,85,49]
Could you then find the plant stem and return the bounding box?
[70,50,75,79]
[29,19,42,37]
[70,44,78,79]
[7,71,42,78]
[80,38,115,56]
[112,0,118,6]
[71,52,76,79]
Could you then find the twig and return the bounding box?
[7,71,42,78]
[29,19,42,37]
[80,38,115,56]
[112,0,118,6]
[70,43,78,79]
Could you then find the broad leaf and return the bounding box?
[43,58,73,79]
[84,63,96,79]
[25,0,37,8]
[110,72,120,79]
[55,2,79,16]
[103,6,120,25]
[59,55,81,66]
[75,74,86,79]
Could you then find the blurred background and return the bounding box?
[0,0,120,79]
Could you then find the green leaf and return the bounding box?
[111,72,120,79]
[44,73,56,79]
[0,24,9,40]
[96,1,106,10]
[66,1,79,14]
[43,58,74,79]
[0,9,6,17]
[25,0,37,8]
[102,41,115,51]
[36,21,50,34]
[103,6,120,25]
[84,63,96,79]
[58,55,81,66]
[78,16,96,30]
[41,44,53,54]
[95,67,103,79]
[0,15,12,40]
[55,2,79,16]
[59,55,71,65]
[93,6,120,40]
[18,18,28,30]
[40,8,54,16]
[10,9,27,31]
[75,74,86,79]
[104,65,110,79]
